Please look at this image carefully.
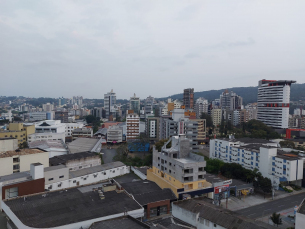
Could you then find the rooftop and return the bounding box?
[120,180,176,206]
[147,216,195,229]
[94,128,107,135]
[69,161,125,179]
[67,137,100,154]
[173,198,275,229]
[44,164,67,172]
[0,137,16,140]
[28,140,67,151]
[72,128,92,133]
[89,216,150,229]
[49,151,99,166]
[0,171,31,186]
[4,184,142,228]
[0,148,46,158]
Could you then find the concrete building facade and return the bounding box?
[107,125,123,143]
[183,88,194,109]
[126,113,140,141]
[209,138,304,187]
[147,135,212,199]
[104,89,116,118]
[0,138,18,152]
[0,148,49,176]
[257,80,295,129]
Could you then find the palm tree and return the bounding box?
[270,212,282,227]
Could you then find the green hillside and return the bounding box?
[158,83,305,105]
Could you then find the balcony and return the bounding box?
[183,169,193,174]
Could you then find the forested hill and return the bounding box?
[158,83,305,105]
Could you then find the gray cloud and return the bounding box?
[0,0,305,99]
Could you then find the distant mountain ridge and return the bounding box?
[157,83,305,105]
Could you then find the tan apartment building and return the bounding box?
[240,110,250,124]
[0,148,49,176]
[0,123,35,146]
[211,109,222,127]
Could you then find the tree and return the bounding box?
[13,116,23,121]
[155,139,171,152]
[85,115,98,124]
[200,113,213,128]
[279,140,295,149]
[259,177,272,198]
[270,212,282,227]
[19,141,28,149]
[205,158,225,174]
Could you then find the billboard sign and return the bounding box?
[214,184,229,194]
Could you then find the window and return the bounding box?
[58,183,62,187]
[59,175,64,178]
[49,178,54,181]
[73,180,76,183]
[79,166,82,169]
[13,164,20,170]
[84,177,87,180]
[205,220,209,226]
[113,170,115,173]
[214,223,217,227]
[13,157,19,163]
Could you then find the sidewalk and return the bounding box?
[256,207,295,229]
[224,188,305,211]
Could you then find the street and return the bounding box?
[235,192,305,219]
[101,148,117,163]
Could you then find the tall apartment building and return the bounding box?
[126,113,140,141]
[257,80,296,129]
[144,96,155,118]
[220,91,243,110]
[211,109,222,127]
[147,135,211,198]
[42,103,54,112]
[72,96,83,107]
[130,94,140,115]
[146,117,160,141]
[159,110,206,151]
[210,138,304,187]
[195,97,208,118]
[91,107,103,118]
[183,88,194,109]
[240,109,249,124]
[58,97,66,106]
[104,90,116,118]
[55,111,69,123]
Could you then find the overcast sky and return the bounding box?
[1,1,304,99]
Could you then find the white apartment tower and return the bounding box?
[104,89,116,118]
[257,80,296,129]
[195,97,208,118]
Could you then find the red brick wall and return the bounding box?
[146,200,170,219]
[2,178,45,200]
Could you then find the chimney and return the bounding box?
[30,163,44,180]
